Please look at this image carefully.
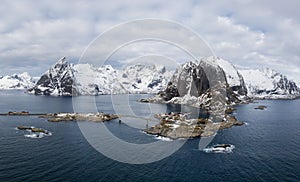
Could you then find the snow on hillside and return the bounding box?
[4,56,299,100]
[202,57,247,94]
[73,63,172,95]
[212,57,242,87]
[28,57,173,96]
[0,72,35,90]
[239,68,300,99]
[116,64,173,94]
[73,64,118,95]
[239,69,274,91]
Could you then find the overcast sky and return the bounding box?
[1,0,300,82]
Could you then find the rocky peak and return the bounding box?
[201,56,247,96]
[170,61,210,98]
[28,57,77,96]
[55,56,67,66]
[152,58,246,110]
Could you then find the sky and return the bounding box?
[0,0,300,82]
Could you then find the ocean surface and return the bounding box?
[0,90,299,181]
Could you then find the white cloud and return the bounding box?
[0,0,299,83]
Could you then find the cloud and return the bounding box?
[0,0,299,83]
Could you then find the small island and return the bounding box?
[255,105,267,110]
[17,126,50,134]
[4,110,244,139]
[39,112,119,122]
[144,112,244,139]
[2,111,119,122]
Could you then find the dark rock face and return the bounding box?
[198,60,247,104]
[228,71,248,96]
[28,57,78,96]
[236,71,248,95]
[158,82,180,101]
[154,60,246,110]
[147,79,162,89]
[276,76,299,95]
[175,62,210,97]
[198,60,226,88]
[226,85,242,104]
[159,62,210,101]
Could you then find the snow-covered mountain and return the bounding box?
[239,68,300,99]
[209,57,247,96]
[149,57,246,109]
[28,57,172,96]
[73,64,118,95]
[116,64,172,94]
[24,56,300,100]
[0,72,35,90]
[28,57,77,96]
[163,61,210,99]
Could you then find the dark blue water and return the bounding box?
[0,90,299,181]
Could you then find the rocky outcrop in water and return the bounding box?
[39,112,118,122]
[254,105,267,110]
[144,112,244,139]
[17,126,50,134]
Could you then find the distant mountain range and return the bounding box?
[239,68,300,99]
[0,72,35,90]
[1,57,299,100]
[27,57,172,96]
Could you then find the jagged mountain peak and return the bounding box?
[56,56,67,65]
[50,57,71,73]
[166,58,247,101]
[169,61,210,98]
[27,57,172,96]
[28,57,76,96]
[23,56,300,100]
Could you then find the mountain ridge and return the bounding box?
[1,57,299,100]
[0,72,35,90]
[27,57,172,96]
[239,68,300,99]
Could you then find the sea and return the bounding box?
[0,90,299,182]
